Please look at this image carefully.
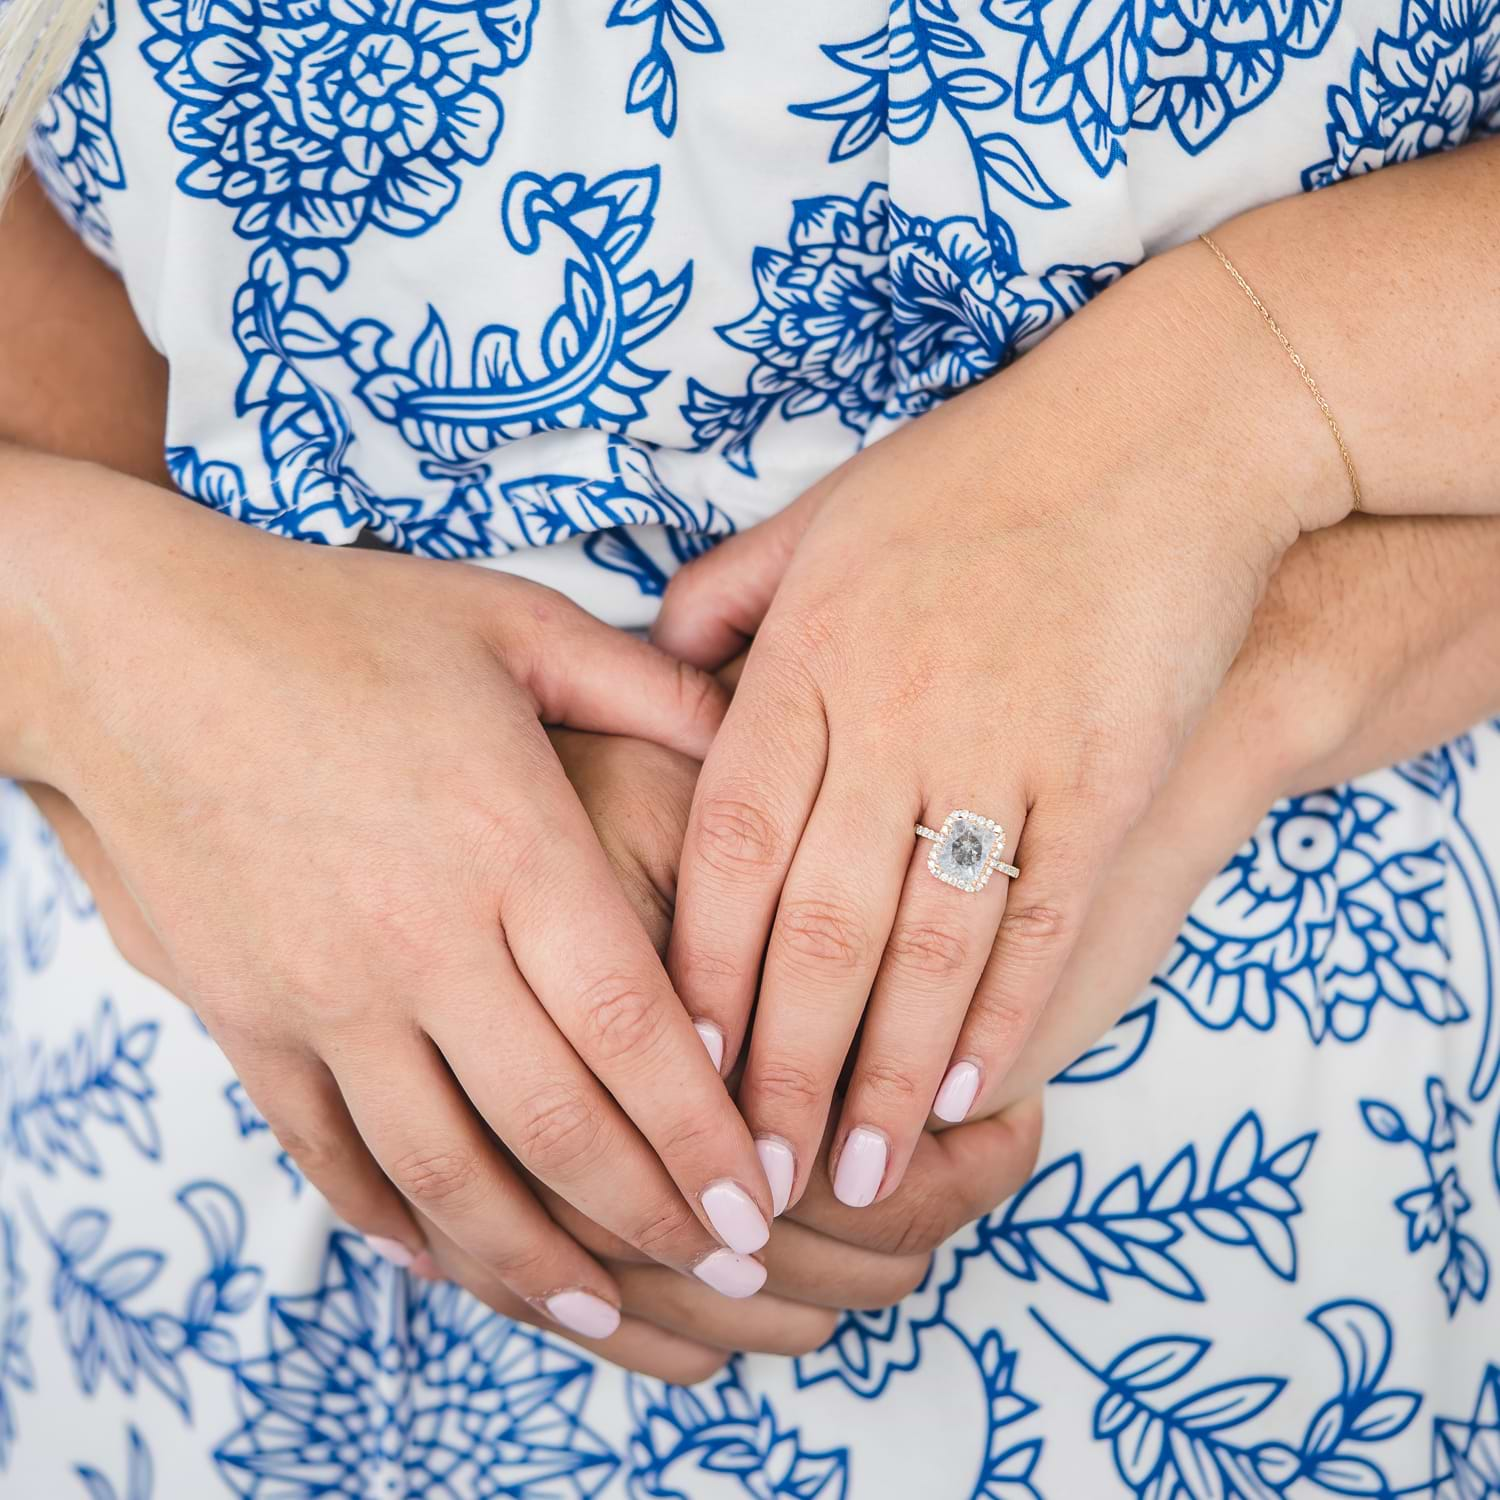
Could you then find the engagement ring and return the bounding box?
[915,811,1020,893]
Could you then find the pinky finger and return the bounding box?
[938,821,1090,1118]
[233,1050,429,1270]
[411,1213,731,1386]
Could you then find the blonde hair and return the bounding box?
[0,0,101,204]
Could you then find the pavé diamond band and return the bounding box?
[916,811,1020,893]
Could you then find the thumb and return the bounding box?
[651,484,826,669]
[503,587,729,760]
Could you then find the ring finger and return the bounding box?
[832,801,1020,1205]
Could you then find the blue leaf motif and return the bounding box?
[976,132,1070,208]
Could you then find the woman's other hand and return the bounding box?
[2,456,777,1339]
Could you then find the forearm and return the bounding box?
[1019,136,1499,543]
[0,171,170,484]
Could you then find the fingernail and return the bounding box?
[692,1249,767,1299]
[365,1235,415,1268]
[755,1137,795,1217]
[545,1289,622,1340]
[694,1019,725,1073]
[834,1128,887,1208]
[701,1179,770,1254]
[933,1061,981,1123]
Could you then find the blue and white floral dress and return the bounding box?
[5,1,1500,1495]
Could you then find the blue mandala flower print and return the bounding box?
[28,0,124,256]
[1303,0,1500,188]
[1361,1078,1490,1315]
[0,1212,33,1470]
[626,1367,847,1499]
[216,1233,617,1498]
[685,183,892,476]
[1162,786,1463,1042]
[1435,1365,1500,1498]
[982,0,1342,173]
[139,0,536,242]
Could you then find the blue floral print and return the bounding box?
[8,3,1500,1493]
[139,0,534,243]
[27,0,123,256]
[1362,1079,1491,1315]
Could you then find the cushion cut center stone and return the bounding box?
[934,817,998,885]
[951,830,984,869]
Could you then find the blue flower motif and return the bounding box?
[1162,786,1463,1043]
[1434,1364,1500,1498]
[139,0,536,242]
[626,1366,846,1498]
[1303,0,1500,188]
[686,186,1093,476]
[28,0,124,256]
[685,183,893,476]
[886,210,1052,414]
[607,0,724,137]
[983,0,1342,173]
[0,1213,34,1470]
[1360,1078,1490,1315]
[217,1233,617,1498]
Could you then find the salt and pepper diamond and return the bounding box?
[928,811,1007,893]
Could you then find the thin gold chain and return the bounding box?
[1198,232,1362,513]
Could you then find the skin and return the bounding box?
[2,141,1500,1374]
[653,138,1500,1214]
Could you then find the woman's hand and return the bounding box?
[3,452,779,1337]
[650,242,1343,1215]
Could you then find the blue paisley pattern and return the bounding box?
[9,0,1500,1493]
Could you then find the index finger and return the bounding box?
[667,646,829,1085]
[496,738,777,1253]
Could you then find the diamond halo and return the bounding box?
[915,810,1018,893]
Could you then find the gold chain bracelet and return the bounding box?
[1198,232,1362,513]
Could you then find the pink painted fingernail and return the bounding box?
[834,1128,887,1208]
[755,1137,795,1217]
[545,1289,622,1340]
[933,1061,981,1123]
[692,1249,767,1299]
[701,1179,770,1254]
[365,1235,415,1268]
[694,1020,725,1074]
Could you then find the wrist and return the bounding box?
[0,450,190,791]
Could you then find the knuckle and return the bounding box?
[483,1237,552,1290]
[971,990,1035,1051]
[666,1348,732,1386]
[694,793,785,879]
[390,1144,482,1210]
[671,939,745,997]
[890,1189,959,1258]
[267,1119,341,1183]
[998,902,1072,953]
[884,918,970,981]
[771,898,870,977]
[513,1084,604,1179]
[781,1307,840,1357]
[628,1196,700,1262]
[853,1254,931,1309]
[856,1060,921,1109]
[672,653,724,726]
[749,1057,826,1118]
[575,971,667,1066]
